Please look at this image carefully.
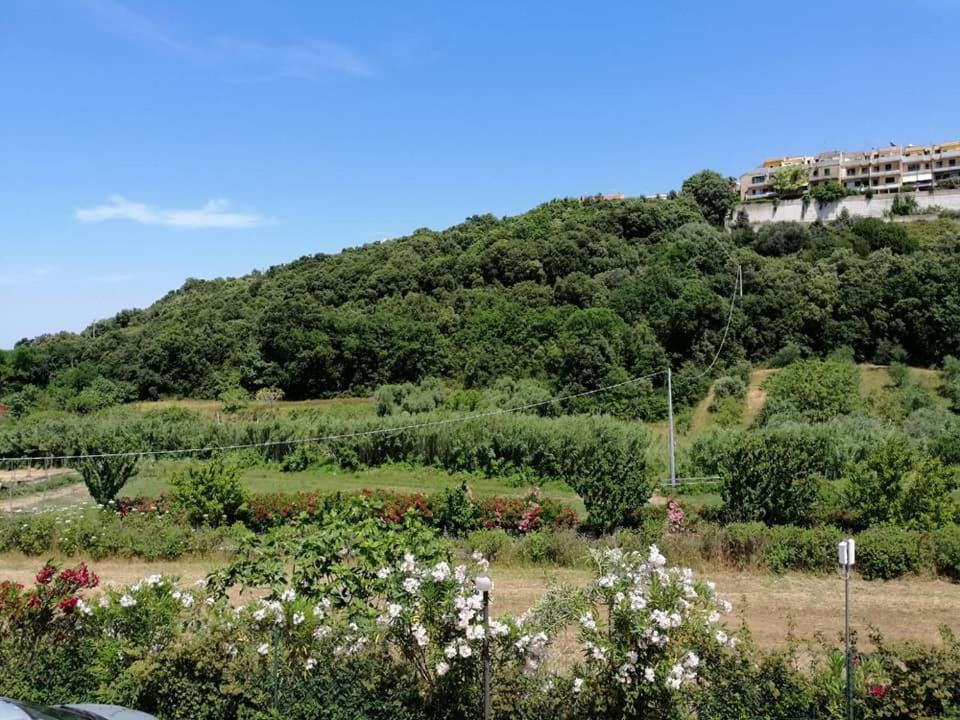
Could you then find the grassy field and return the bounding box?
[1,552,955,650]
[1,462,586,515]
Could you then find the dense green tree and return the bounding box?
[681,170,738,227]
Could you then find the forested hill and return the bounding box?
[3,175,960,413]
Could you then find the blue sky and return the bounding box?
[2,0,959,348]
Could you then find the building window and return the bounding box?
[907,163,920,171]
[872,178,879,186]
[824,168,831,176]
[885,163,893,171]
[751,176,765,184]
[937,162,944,168]
[813,170,819,177]
[951,160,957,167]
[885,177,895,184]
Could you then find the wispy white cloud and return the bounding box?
[75,196,267,229]
[0,266,55,287]
[78,0,372,79]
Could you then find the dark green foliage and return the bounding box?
[429,481,483,535]
[4,191,960,406]
[761,524,843,573]
[762,359,861,423]
[170,457,250,527]
[808,182,852,204]
[751,222,812,256]
[856,526,925,580]
[845,436,959,531]
[713,428,834,526]
[681,170,738,227]
[932,524,960,580]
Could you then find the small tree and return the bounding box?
[76,427,141,505]
[769,166,808,197]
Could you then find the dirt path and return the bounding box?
[741,368,775,427]
[0,482,89,513]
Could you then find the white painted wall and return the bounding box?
[734,189,960,225]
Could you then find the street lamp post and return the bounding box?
[838,538,856,720]
[475,572,493,720]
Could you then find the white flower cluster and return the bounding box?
[574,546,737,692]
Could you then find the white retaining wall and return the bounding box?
[734,189,960,225]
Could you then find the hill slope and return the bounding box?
[2,196,960,413]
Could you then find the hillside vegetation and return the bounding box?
[3,175,960,420]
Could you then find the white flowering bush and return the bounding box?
[563,545,738,719]
[1,536,747,719]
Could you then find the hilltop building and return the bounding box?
[739,140,960,200]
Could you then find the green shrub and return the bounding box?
[465,528,513,563]
[721,522,768,568]
[932,524,960,581]
[761,525,842,573]
[6,514,57,555]
[516,529,587,566]
[429,481,483,535]
[856,526,924,580]
[715,428,834,526]
[763,359,861,422]
[170,458,250,527]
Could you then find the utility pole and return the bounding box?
[666,367,676,488]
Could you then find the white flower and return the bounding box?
[376,567,393,579]
[579,613,597,631]
[402,577,421,595]
[683,651,700,669]
[77,599,93,616]
[715,630,728,645]
[145,574,162,587]
[313,626,331,640]
[388,603,403,619]
[412,623,429,648]
[181,593,194,608]
[205,597,215,606]
[648,545,666,567]
[644,667,656,683]
[708,611,721,624]
[280,589,296,603]
[98,596,111,608]
[253,608,267,622]
[466,624,485,640]
[171,591,182,601]
[458,643,472,658]
[305,657,317,671]
[400,553,416,573]
[572,677,584,694]
[293,612,305,626]
[119,595,136,608]
[257,643,269,656]
[444,645,458,659]
[430,562,451,581]
[435,661,450,677]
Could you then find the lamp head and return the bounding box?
[474,573,493,593]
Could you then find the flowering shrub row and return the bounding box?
[244,484,579,535]
[2,544,956,719]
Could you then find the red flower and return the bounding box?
[58,596,79,614]
[868,684,887,699]
[36,565,56,585]
[852,655,862,666]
